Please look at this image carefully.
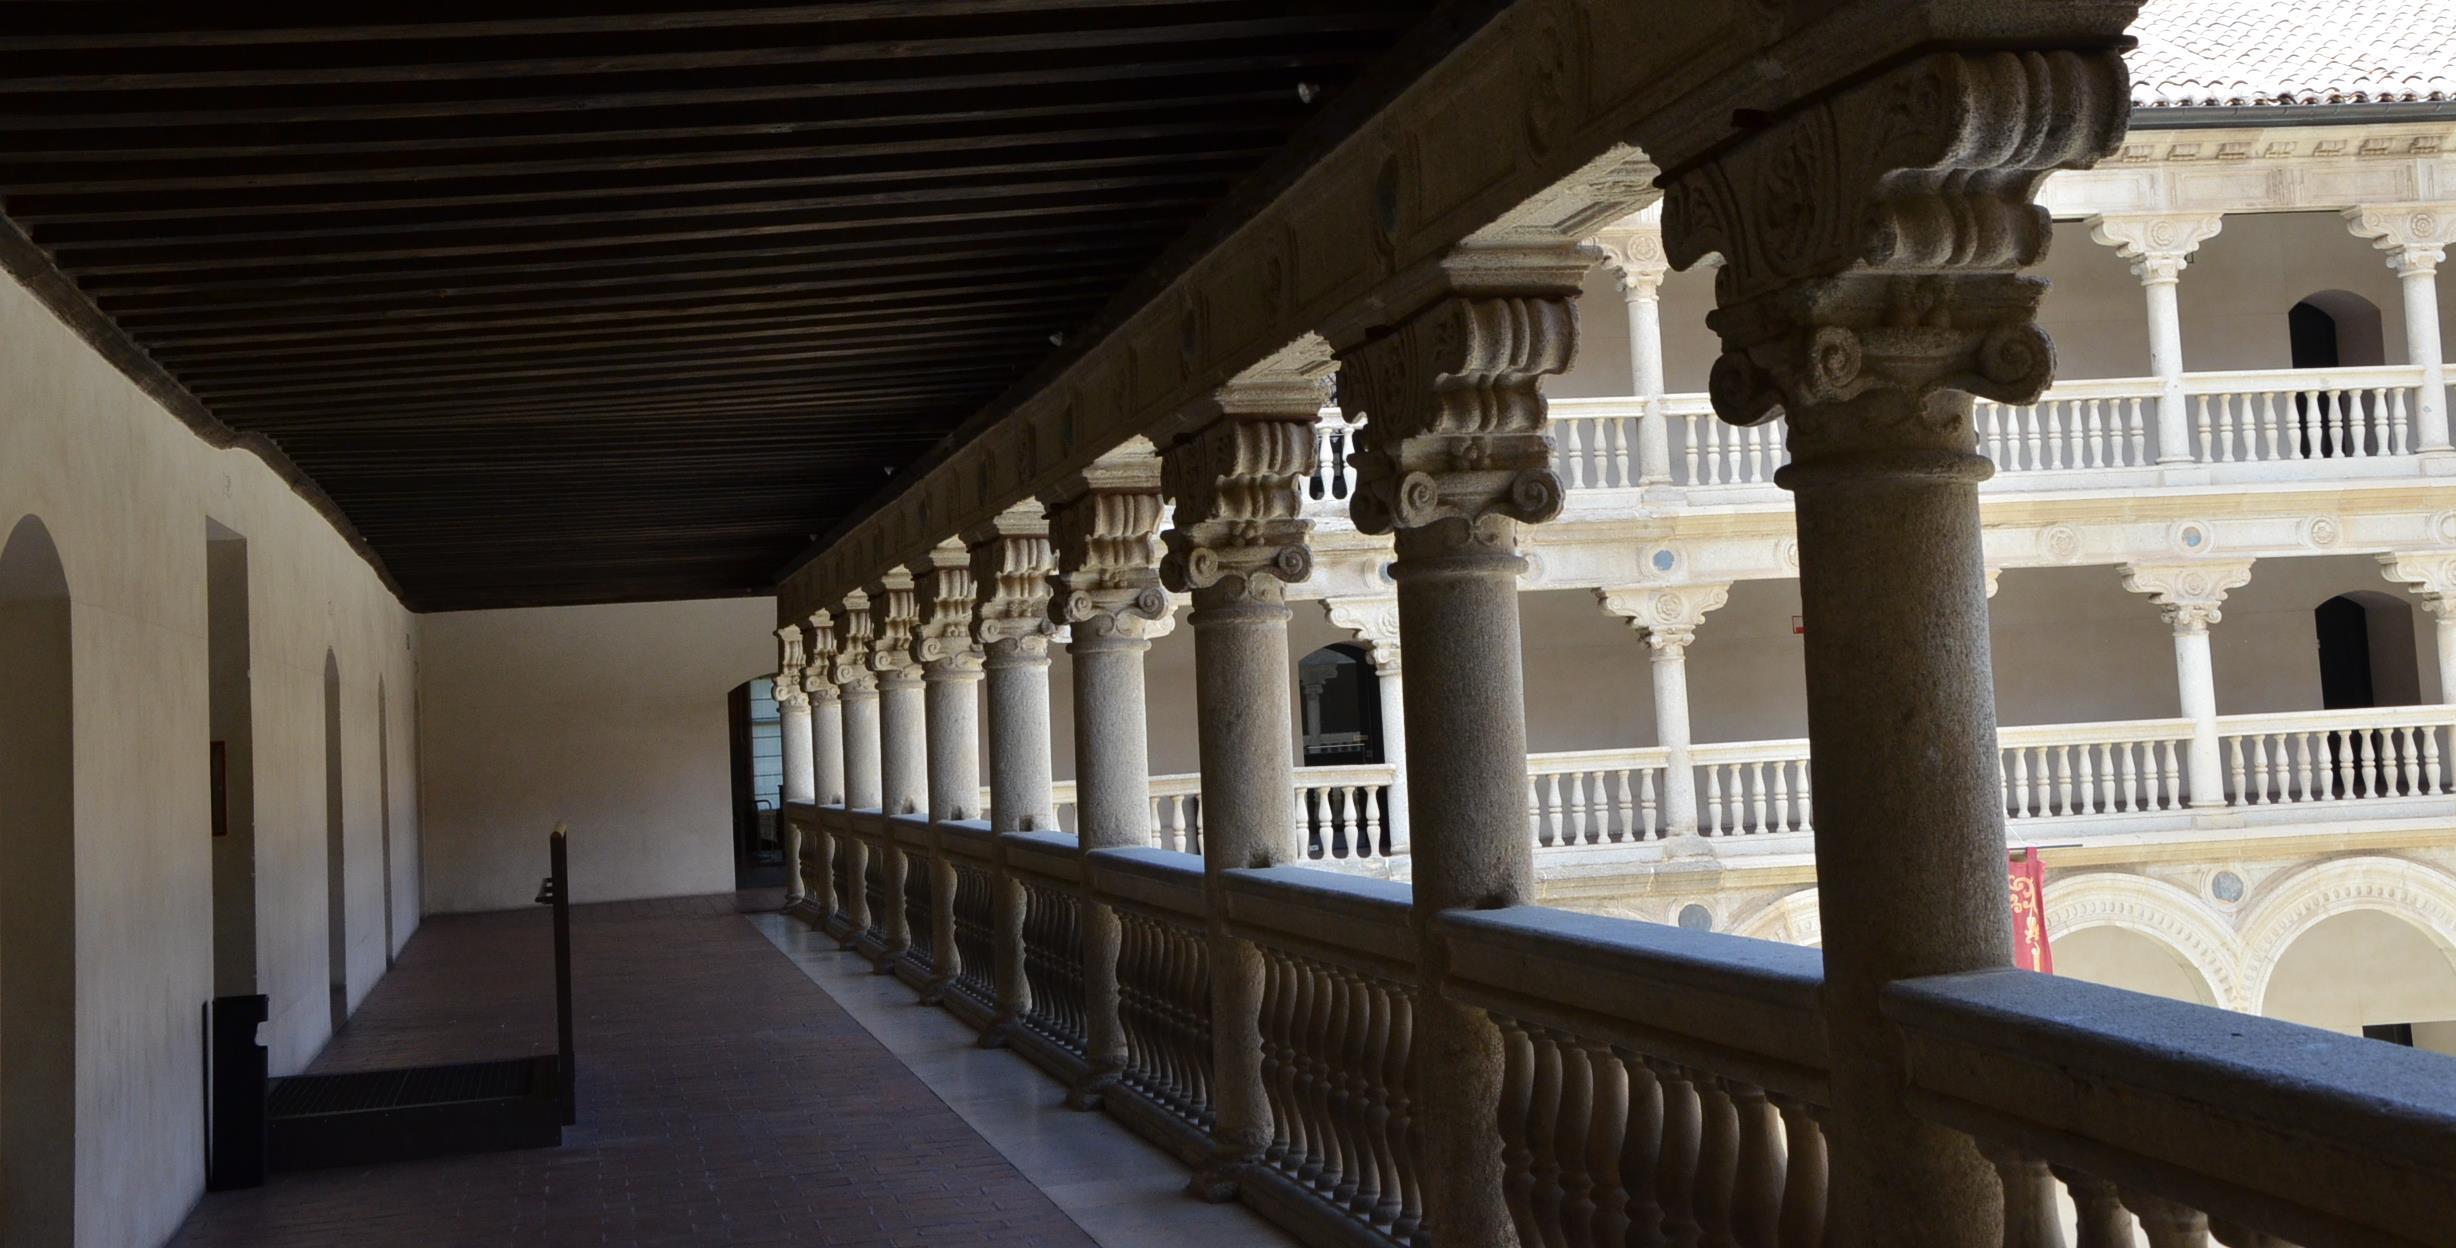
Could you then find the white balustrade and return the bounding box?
[1976,376,2157,470]
[1524,748,1669,846]
[1293,763,1400,860]
[1691,739,1815,835]
[1305,409,1362,507]
[2185,365,2424,463]
[1995,719,2194,819]
[2219,706,2455,806]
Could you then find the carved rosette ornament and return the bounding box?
[967,506,1059,661]
[773,625,811,712]
[832,591,877,695]
[1044,445,1173,643]
[1596,583,1731,656]
[912,541,983,676]
[2120,561,2255,632]
[1323,597,1401,672]
[868,569,922,682]
[801,611,840,705]
[1158,376,1325,607]
[1659,50,2131,469]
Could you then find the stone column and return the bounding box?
[834,592,881,944]
[969,506,1060,1045]
[773,625,813,909]
[1660,47,2129,1246]
[1596,583,1730,843]
[2380,553,2456,701]
[914,540,984,1003]
[1330,245,1588,1248]
[2121,561,2255,807]
[869,568,925,967]
[1044,443,1173,1109]
[1160,367,1325,1198]
[2345,204,2456,456]
[803,611,845,922]
[2088,212,2224,465]
[1325,597,1409,854]
[1597,204,1674,484]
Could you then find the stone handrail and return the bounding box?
[1219,865,1417,982]
[1887,967,2456,1248]
[1086,846,1208,924]
[2218,703,2454,808]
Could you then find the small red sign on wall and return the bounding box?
[2009,847,2053,973]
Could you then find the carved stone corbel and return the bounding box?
[1158,372,1326,608]
[1043,440,1173,642]
[2380,550,2456,618]
[2120,560,2256,633]
[912,539,982,677]
[2343,203,2456,278]
[1595,583,1730,656]
[773,624,811,711]
[867,567,921,683]
[2088,212,2226,284]
[967,505,1058,661]
[1323,596,1402,671]
[833,591,877,696]
[801,610,840,706]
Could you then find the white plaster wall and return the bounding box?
[0,272,420,1248]
[418,597,771,913]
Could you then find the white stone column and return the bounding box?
[1597,583,1730,843]
[869,568,925,968]
[1160,367,1325,1199]
[1325,597,1408,854]
[1044,443,1173,1109]
[773,625,813,908]
[968,506,1059,1045]
[2345,203,2456,456]
[1597,204,1674,484]
[2089,212,2224,465]
[803,611,845,924]
[834,592,881,944]
[1331,244,1588,1248]
[2381,552,2456,701]
[2121,561,2255,807]
[1662,46,2128,1246]
[914,540,984,1004]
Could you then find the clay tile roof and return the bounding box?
[2128,0,2456,109]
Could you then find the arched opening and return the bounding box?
[2050,926,2219,1007]
[2288,292,2390,457]
[2264,909,2456,1055]
[378,677,394,966]
[324,651,347,1033]
[1,515,78,1245]
[2314,592,2423,710]
[1296,643,1387,857]
[206,521,257,997]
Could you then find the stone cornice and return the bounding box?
[2040,121,2456,221]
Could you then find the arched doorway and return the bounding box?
[2315,592,2423,710]
[2263,909,2456,1055]
[1297,643,1381,766]
[1,515,78,1246]
[324,651,348,1033]
[2289,291,2389,457]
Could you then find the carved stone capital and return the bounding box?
[2088,212,2226,284]
[866,570,921,682]
[1159,375,1326,606]
[1323,596,1401,671]
[912,539,982,675]
[2121,560,2255,632]
[2380,551,2456,619]
[801,610,841,704]
[2344,202,2456,277]
[1594,202,1671,299]
[1660,50,2130,468]
[966,504,1058,660]
[1332,248,1588,553]
[833,591,878,694]
[773,625,811,711]
[1597,583,1730,656]
[1044,441,1172,642]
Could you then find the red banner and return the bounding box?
[2009,848,2053,973]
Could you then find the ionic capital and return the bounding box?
[1323,596,1401,671]
[1044,441,1172,642]
[2089,212,2226,285]
[801,610,841,704]
[832,591,878,695]
[866,569,921,681]
[1660,50,2129,470]
[773,625,811,712]
[912,539,982,676]
[965,504,1058,660]
[1332,247,1589,554]
[2120,560,2255,632]
[1597,583,1731,656]
[2380,551,2456,619]
[2344,203,2456,277]
[1593,202,1669,300]
[1159,374,1327,607]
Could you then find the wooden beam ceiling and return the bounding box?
[0,0,1447,609]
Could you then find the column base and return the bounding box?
[1185,1155,1251,1204]
[1065,1069,1119,1112]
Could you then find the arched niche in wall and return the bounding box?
[0,514,78,1246]
[324,649,347,1034]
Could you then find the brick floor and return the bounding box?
[173,890,1098,1247]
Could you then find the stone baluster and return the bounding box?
[1044,442,1174,1109]
[968,505,1059,1046]
[834,591,881,945]
[1329,242,1588,1247]
[2381,553,2456,703]
[869,568,925,968]
[1597,202,1675,485]
[773,624,813,910]
[2120,561,2256,806]
[1597,582,1729,844]
[1160,363,1326,1198]
[802,610,845,922]
[2088,213,2224,466]
[2344,203,2456,455]
[1660,46,2129,1246]
[1324,596,1409,854]
[914,539,983,1004]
